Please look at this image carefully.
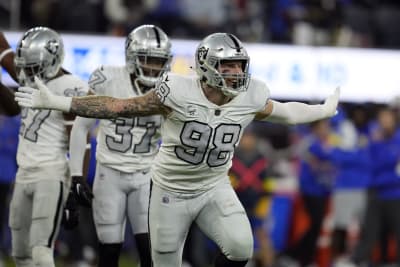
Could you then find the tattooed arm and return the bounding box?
[70,90,171,118]
[15,77,171,118]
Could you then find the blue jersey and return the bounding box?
[0,115,20,183]
[369,134,400,199]
[299,138,333,196]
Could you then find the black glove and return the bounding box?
[71,176,94,207]
[61,191,79,230]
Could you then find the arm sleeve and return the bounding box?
[263,100,331,125]
[69,116,97,176]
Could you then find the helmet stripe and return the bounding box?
[228,34,241,53]
[152,26,161,48]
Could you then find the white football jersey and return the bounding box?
[16,75,89,183]
[152,74,270,193]
[89,66,162,173]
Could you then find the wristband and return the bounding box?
[0,48,13,64]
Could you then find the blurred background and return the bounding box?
[2,0,400,267]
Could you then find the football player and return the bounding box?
[10,27,88,267]
[0,32,71,116]
[16,32,340,267]
[69,24,172,267]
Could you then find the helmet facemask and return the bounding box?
[203,58,250,98]
[195,33,251,98]
[125,25,172,94]
[126,50,172,89]
[15,57,54,87]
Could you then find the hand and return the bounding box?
[72,176,94,207]
[15,76,53,108]
[15,76,72,112]
[322,87,340,117]
[61,192,79,230]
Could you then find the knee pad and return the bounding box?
[32,246,54,267]
[14,257,33,267]
[223,233,253,261]
[95,223,125,244]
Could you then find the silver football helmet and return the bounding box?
[14,27,64,87]
[195,33,250,97]
[125,25,172,92]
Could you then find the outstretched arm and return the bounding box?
[69,90,169,118]
[15,77,171,118]
[255,88,340,124]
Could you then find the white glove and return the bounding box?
[15,76,72,112]
[322,87,340,117]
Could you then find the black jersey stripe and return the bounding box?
[47,181,64,247]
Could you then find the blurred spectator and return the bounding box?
[268,0,300,43]
[52,0,106,33]
[142,0,184,37]
[291,0,338,46]
[178,0,227,38]
[104,0,158,35]
[328,105,371,266]
[373,0,400,49]
[226,0,266,42]
[350,107,400,266]
[6,0,400,48]
[267,0,338,45]
[336,0,375,47]
[19,0,106,33]
[230,125,276,267]
[284,119,334,267]
[337,0,400,48]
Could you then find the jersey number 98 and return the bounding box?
[175,121,241,167]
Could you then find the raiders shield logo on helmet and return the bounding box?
[197,46,209,65]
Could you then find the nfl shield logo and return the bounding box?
[162,196,170,204]
[186,105,198,117]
